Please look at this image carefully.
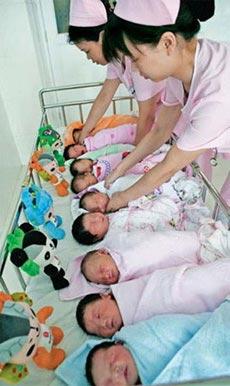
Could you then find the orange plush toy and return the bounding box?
[30,150,69,196]
[0,292,65,384]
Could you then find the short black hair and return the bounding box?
[69,158,93,177]
[70,159,81,176]
[70,176,79,194]
[76,293,102,335]
[79,191,98,210]
[103,1,202,62]
[72,213,101,245]
[76,293,116,335]
[85,341,117,386]
[68,24,106,44]
[71,175,89,194]
[63,144,74,160]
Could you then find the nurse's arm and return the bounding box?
[79,78,121,143]
[105,104,181,188]
[134,93,161,145]
[107,144,206,211]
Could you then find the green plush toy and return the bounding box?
[36,125,65,169]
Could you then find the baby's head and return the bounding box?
[79,190,110,213]
[76,293,123,337]
[63,144,86,160]
[71,173,97,193]
[72,212,109,245]
[81,249,119,285]
[86,341,139,386]
[70,158,94,176]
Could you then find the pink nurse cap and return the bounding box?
[69,0,108,27]
[114,0,180,26]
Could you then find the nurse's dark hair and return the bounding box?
[68,0,115,44]
[76,293,116,334]
[103,0,215,62]
[85,341,121,386]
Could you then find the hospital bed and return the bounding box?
[0,82,229,386]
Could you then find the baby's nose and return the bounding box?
[102,317,112,329]
[113,362,125,379]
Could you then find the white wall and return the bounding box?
[0,0,46,253]
[0,0,44,165]
[199,0,230,41]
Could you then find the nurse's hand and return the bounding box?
[106,191,129,212]
[78,129,88,145]
[104,168,123,189]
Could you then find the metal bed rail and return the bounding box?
[39,82,134,126]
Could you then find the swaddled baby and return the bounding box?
[80,222,230,286]
[70,145,170,193]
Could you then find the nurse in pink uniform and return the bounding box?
[103,0,230,213]
[69,0,165,145]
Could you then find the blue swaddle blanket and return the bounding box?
[56,311,210,386]
[153,299,230,384]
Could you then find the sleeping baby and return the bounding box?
[72,196,182,245]
[60,223,230,302]
[72,189,211,245]
[69,145,171,194]
[64,123,137,160]
[76,171,202,213]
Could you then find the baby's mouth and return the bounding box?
[124,366,128,380]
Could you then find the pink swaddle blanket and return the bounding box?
[84,123,137,151]
[59,230,202,300]
[92,144,170,182]
[113,257,230,325]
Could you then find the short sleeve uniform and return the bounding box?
[107,56,165,102]
[162,39,230,155]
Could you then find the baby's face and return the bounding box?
[91,344,139,386]
[73,159,93,174]
[76,40,108,66]
[83,249,119,285]
[83,212,109,239]
[84,192,110,213]
[84,294,122,337]
[68,144,86,159]
[73,173,97,193]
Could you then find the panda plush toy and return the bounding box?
[7,223,69,290]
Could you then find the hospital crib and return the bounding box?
[1,81,229,291]
[0,82,229,386]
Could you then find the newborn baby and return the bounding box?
[80,223,230,286]
[64,123,137,159]
[72,196,184,245]
[70,145,170,193]
[77,171,203,213]
[72,189,211,245]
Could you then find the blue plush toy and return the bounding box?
[21,184,65,240]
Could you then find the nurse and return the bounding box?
[103,0,230,213]
[68,0,165,145]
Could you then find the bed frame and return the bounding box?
[1,82,229,294]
